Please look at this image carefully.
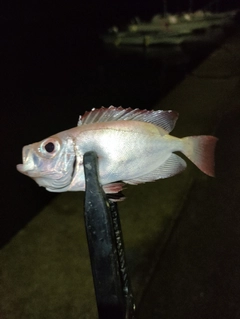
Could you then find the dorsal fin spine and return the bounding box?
[77,106,178,133]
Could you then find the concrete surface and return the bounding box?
[1,28,240,318]
[137,29,240,318]
[138,107,240,319]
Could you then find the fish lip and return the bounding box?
[16,163,24,172]
[22,145,32,163]
[17,146,41,176]
[16,163,37,176]
[17,146,34,174]
[16,163,30,174]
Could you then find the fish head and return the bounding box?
[16,133,76,191]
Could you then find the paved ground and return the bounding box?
[137,28,240,319]
[1,28,240,318]
[137,29,240,319]
[138,107,240,319]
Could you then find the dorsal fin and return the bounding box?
[77,106,179,133]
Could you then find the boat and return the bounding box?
[101,30,186,47]
[100,10,237,48]
[128,10,236,34]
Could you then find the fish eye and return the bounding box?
[39,138,61,158]
[45,142,55,153]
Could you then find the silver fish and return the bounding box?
[17,106,217,199]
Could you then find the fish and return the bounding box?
[17,106,218,200]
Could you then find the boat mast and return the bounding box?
[163,0,167,17]
[189,0,193,13]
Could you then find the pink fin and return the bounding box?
[182,136,218,177]
[106,193,126,202]
[123,154,186,185]
[78,106,179,133]
[102,182,125,194]
[102,182,126,202]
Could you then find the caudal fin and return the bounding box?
[182,136,218,177]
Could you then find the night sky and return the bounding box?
[1,0,239,29]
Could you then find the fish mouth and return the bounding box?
[16,163,26,173]
[16,163,23,172]
[16,153,41,177]
[17,155,77,183]
[16,163,43,178]
[16,163,35,176]
[16,146,37,176]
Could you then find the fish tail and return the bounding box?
[181,136,218,177]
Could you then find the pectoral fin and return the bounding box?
[102,182,126,202]
[102,182,125,194]
[123,154,186,185]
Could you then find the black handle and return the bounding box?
[83,151,135,319]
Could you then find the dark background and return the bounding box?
[1,0,238,247]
